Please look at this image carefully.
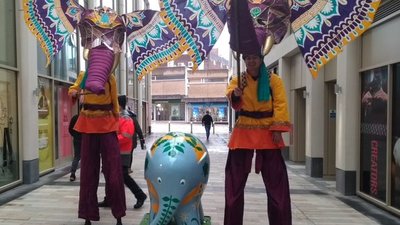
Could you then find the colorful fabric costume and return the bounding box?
[68,71,126,221]
[224,72,292,225]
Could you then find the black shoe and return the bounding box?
[98,198,109,207]
[116,218,123,225]
[69,173,76,182]
[85,220,91,225]
[134,194,147,209]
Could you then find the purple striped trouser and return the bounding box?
[78,133,126,221]
[224,149,292,225]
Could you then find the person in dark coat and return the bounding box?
[127,109,145,173]
[202,111,214,141]
[69,114,82,182]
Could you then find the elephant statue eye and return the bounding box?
[157,177,162,183]
[180,179,186,185]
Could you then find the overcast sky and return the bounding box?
[147,0,231,60]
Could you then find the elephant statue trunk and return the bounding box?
[145,132,210,225]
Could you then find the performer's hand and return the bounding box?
[69,90,78,98]
[272,131,283,144]
[233,87,243,97]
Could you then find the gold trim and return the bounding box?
[55,0,74,33]
[291,0,328,32]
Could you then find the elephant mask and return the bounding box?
[228,0,291,56]
[145,132,210,225]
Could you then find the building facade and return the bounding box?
[0,0,151,192]
[152,50,230,123]
[263,0,400,215]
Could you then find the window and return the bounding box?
[0,0,16,67]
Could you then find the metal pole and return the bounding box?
[233,0,241,87]
[168,121,171,132]
[213,123,215,134]
[190,122,193,134]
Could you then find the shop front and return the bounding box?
[188,102,228,123]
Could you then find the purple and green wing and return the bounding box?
[23,0,84,66]
[159,0,228,70]
[124,10,186,80]
[290,0,381,77]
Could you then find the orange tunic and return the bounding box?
[68,71,119,133]
[226,72,291,150]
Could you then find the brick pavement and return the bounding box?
[0,122,399,225]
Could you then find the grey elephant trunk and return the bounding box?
[85,46,115,94]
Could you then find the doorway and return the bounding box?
[324,82,337,177]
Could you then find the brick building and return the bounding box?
[152,49,230,122]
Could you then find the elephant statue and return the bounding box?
[145,132,210,225]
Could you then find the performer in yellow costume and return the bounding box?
[224,54,292,225]
[69,71,126,225]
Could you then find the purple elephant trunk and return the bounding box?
[85,46,115,94]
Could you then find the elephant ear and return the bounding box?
[290,0,381,77]
[23,0,84,66]
[159,0,228,70]
[122,10,186,80]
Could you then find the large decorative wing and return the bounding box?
[123,10,186,80]
[159,0,228,70]
[290,0,381,77]
[23,0,84,66]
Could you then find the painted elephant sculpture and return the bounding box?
[145,132,210,225]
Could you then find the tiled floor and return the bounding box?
[0,123,399,225]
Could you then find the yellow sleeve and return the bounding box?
[225,75,242,110]
[270,73,291,132]
[109,75,119,115]
[68,71,85,95]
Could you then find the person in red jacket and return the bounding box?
[98,95,147,209]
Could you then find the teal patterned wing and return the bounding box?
[159,0,228,70]
[23,0,84,66]
[290,0,381,77]
[123,10,186,80]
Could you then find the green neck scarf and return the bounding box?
[257,62,271,102]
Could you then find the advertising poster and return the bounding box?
[57,86,73,159]
[38,78,54,172]
[391,63,400,208]
[360,67,388,202]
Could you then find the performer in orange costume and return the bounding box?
[224,54,292,225]
[69,71,126,225]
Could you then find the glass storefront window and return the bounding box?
[38,77,54,172]
[54,83,76,166]
[360,66,388,202]
[53,34,78,82]
[0,69,19,187]
[391,63,400,208]
[188,103,228,122]
[0,0,16,67]
[37,45,51,76]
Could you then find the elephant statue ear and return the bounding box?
[23,0,85,66]
[159,0,228,70]
[122,10,186,80]
[290,0,381,77]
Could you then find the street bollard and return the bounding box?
[190,122,193,134]
[168,121,171,132]
[213,123,215,134]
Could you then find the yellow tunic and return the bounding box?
[68,71,119,133]
[226,72,291,150]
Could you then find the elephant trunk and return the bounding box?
[85,46,115,94]
[150,195,180,225]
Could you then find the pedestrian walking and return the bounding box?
[202,111,213,141]
[68,113,81,182]
[98,95,147,209]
